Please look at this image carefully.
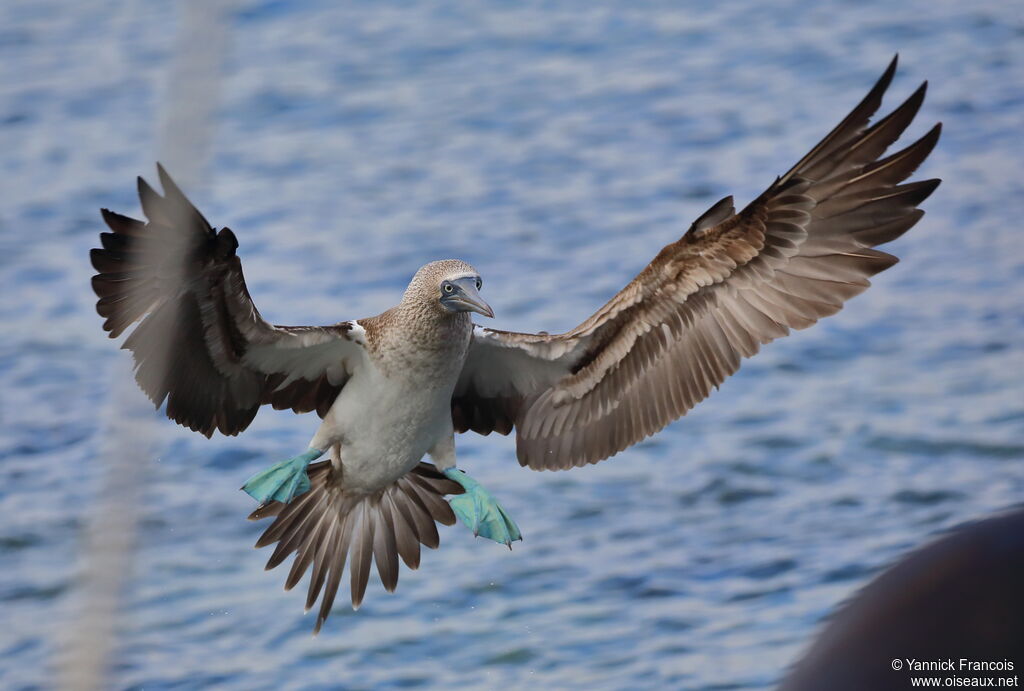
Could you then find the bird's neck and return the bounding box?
[362,300,472,379]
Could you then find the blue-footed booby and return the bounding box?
[91,57,939,632]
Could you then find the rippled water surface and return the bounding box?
[2,1,1023,689]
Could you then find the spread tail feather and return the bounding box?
[248,461,463,633]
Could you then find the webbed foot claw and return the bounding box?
[242,448,323,504]
[444,468,522,546]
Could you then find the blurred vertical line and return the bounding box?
[157,0,233,190]
[55,2,231,690]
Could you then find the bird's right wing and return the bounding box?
[454,57,940,470]
[91,165,367,437]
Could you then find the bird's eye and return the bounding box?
[444,283,454,293]
[475,279,482,290]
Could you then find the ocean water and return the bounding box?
[1,1,1023,689]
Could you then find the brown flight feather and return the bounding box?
[452,56,941,470]
[90,165,365,437]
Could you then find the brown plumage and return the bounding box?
[249,462,462,633]
[91,166,364,437]
[453,55,941,469]
[90,56,940,630]
[93,188,478,440]
[91,169,481,629]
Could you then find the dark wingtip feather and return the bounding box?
[100,208,144,234]
[152,162,216,232]
[867,54,898,108]
[845,58,898,127]
[898,81,927,121]
[248,502,283,521]
[156,163,191,208]
[156,163,181,197]
[136,175,166,222]
[779,56,900,186]
[853,79,927,152]
[909,80,928,109]
[910,122,942,161]
[885,54,898,78]
[137,175,158,202]
[914,177,941,203]
[867,55,898,104]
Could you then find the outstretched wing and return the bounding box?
[91,165,367,437]
[453,56,941,470]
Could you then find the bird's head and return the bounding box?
[406,259,494,318]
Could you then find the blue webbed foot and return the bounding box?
[444,468,522,547]
[242,448,324,504]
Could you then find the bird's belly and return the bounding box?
[326,368,453,493]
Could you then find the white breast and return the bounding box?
[315,341,465,493]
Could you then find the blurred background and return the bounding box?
[1,0,1022,689]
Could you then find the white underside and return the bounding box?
[309,359,457,493]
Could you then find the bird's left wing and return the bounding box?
[91,165,367,437]
[453,57,940,470]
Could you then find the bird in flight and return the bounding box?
[90,56,939,632]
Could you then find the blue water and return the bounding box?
[2,1,1023,689]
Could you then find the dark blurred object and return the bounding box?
[781,507,1024,690]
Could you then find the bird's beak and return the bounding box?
[449,279,495,318]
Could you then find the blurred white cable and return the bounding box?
[157,0,233,190]
[56,2,231,689]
